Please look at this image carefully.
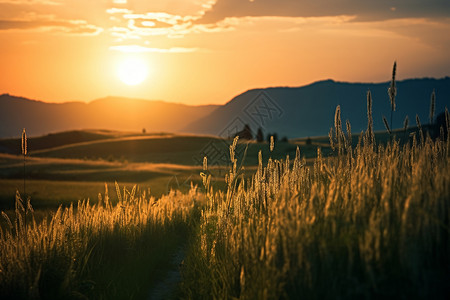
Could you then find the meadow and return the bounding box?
[0,95,449,299]
[0,131,306,209]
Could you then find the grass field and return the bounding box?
[0,131,315,210]
[0,127,418,211]
[0,108,448,299]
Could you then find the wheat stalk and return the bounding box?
[334,105,343,154]
[388,61,397,130]
[366,90,374,145]
[429,89,435,125]
[403,115,409,140]
[382,115,392,135]
[346,119,352,149]
[21,129,27,224]
[416,114,424,144]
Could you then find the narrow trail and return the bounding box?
[147,246,185,300]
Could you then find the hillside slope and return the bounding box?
[0,95,219,138]
[184,77,450,138]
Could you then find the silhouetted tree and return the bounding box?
[306,137,312,145]
[281,136,288,143]
[256,127,264,142]
[236,124,253,140]
[142,128,146,134]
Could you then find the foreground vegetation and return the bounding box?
[1,122,449,299]
[182,119,450,299]
[0,184,201,299]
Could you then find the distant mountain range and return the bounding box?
[1,77,449,139]
[0,95,219,138]
[184,77,450,138]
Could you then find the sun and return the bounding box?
[116,57,149,86]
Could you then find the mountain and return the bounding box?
[2,77,449,140]
[183,78,450,138]
[0,95,219,138]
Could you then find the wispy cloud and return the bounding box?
[0,17,103,35]
[197,0,450,24]
[106,8,133,15]
[109,44,198,53]
[0,0,61,5]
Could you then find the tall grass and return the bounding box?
[181,115,450,299]
[0,184,202,299]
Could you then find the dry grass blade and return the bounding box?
[429,89,436,124]
[388,61,397,112]
[383,115,392,134]
[403,116,409,132]
[366,90,374,145]
[21,129,27,156]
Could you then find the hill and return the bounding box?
[183,77,450,138]
[2,77,449,139]
[0,95,219,138]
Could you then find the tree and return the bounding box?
[236,124,253,140]
[256,127,264,142]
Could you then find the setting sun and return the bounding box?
[117,57,149,86]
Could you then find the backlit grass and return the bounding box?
[181,118,450,299]
[0,184,203,299]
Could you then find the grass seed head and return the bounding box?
[403,116,409,132]
[203,156,208,171]
[388,61,397,112]
[21,128,27,156]
[383,116,391,134]
[429,89,435,124]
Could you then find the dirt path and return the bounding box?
[147,246,185,300]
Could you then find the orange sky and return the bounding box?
[0,0,449,105]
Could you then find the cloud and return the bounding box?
[0,0,61,5]
[106,0,214,17]
[106,8,133,14]
[0,18,103,35]
[197,0,450,24]
[106,8,236,40]
[0,0,108,35]
[109,44,198,53]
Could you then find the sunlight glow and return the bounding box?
[117,57,148,86]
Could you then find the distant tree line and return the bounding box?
[234,124,288,143]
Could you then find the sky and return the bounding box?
[0,0,449,105]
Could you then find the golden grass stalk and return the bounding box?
[21,128,27,156]
[383,115,392,134]
[388,61,397,112]
[388,61,397,129]
[429,89,435,124]
[415,114,426,147]
[366,90,374,145]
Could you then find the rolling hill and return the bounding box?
[0,95,219,138]
[1,77,449,140]
[183,77,450,138]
